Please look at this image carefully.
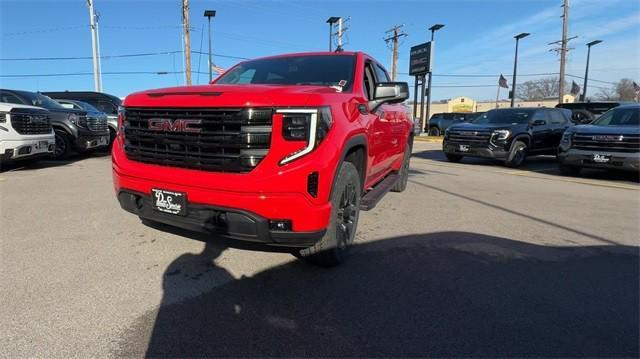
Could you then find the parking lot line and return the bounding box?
[422,161,639,191]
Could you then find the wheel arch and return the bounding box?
[331,134,368,198]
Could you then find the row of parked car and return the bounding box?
[438,104,640,175]
[0,89,122,164]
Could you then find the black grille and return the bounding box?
[123,107,273,172]
[573,133,640,153]
[87,117,108,132]
[447,129,492,144]
[10,110,52,135]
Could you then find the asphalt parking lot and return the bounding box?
[1,141,638,357]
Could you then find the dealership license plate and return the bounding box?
[593,154,611,163]
[99,136,109,145]
[459,144,469,152]
[151,189,187,216]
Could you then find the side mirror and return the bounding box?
[531,119,547,126]
[369,82,409,111]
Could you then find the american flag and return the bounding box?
[633,81,640,94]
[570,81,581,95]
[498,74,509,89]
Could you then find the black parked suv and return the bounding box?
[443,107,572,167]
[556,101,631,124]
[557,104,639,175]
[0,89,110,159]
[43,91,121,145]
[427,112,481,136]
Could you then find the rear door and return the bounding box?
[530,109,553,150]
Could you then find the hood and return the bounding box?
[448,122,517,132]
[124,84,345,108]
[571,124,640,135]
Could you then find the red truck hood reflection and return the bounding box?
[124,84,344,108]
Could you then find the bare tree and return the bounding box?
[616,78,637,101]
[594,87,618,100]
[516,77,569,101]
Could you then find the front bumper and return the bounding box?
[117,189,325,247]
[558,148,640,172]
[443,141,509,160]
[74,130,110,150]
[0,137,55,161]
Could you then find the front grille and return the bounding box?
[573,133,640,153]
[123,107,273,173]
[87,117,108,132]
[447,129,492,144]
[10,110,52,135]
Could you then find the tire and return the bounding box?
[505,140,527,167]
[428,126,441,136]
[296,161,361,267]
[445,153,463,163]
[559,164,581,176]
[53,130,72,160]
[391,143,412,192]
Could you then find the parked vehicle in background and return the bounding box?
[556,101,631,125]
[427,112,481,136]
[113,51,413,266]
[443,107,572,167]
[43,91,121,145]
[0,89,109,159]
[0,102,55,164]
[54,99,110,149]
[557,104,639,175]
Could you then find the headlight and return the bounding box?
[561,131,573,144]
[0,111,8,123]
[278,107,332,165]
[68,113,78,125]
[492,129,511,141]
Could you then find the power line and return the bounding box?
[0,50,248,61]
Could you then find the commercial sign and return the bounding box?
[409,42,432,76]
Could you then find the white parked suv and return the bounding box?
[0,102,55,163]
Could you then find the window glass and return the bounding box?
[363,63,375,100]
[592,107,639,126]
[0,92,24,104]
[374,64,390,83]
[549,110,565,124]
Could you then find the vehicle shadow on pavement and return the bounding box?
[0,151,110,172]
[413,149,640,183]
[116,231,639,358]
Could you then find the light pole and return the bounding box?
[204,10,216,83]
[511,32,530,107]
[581,40,602,101]
[326,17,340,51]
[425,24,444,127]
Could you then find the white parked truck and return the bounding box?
[0,102,55,163]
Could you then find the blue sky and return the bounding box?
[1,0,638,101]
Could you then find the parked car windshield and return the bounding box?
[591,107,640,126]
[73,100,102,113]
[19,92,66,110]
[215,55,356,91]
[472,109,536,125]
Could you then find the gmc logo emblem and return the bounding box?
[593,135,623,142]
[147,118,202,133]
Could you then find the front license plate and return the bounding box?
[593,154,611,163]
[99,136,109,145]
[38,141,49,149]
[459,144,469,152]
[151,189,187,216]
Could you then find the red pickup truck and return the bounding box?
[113,51,413,266]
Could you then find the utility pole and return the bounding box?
[182,0,192,85]
[87,0,102,92]
[384,25,407,81]
[558,0,569,104]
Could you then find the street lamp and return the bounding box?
[425,23,444,130]
[511,32,530,107]
[326,17,340,51]
[204,10,216,83]
[581,40,602,101]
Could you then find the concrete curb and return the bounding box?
[415,136,443,143]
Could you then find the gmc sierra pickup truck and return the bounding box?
[113,52,413,266]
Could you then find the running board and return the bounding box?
[360,174,399,211]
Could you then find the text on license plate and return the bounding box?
[151,189,187,216]
[593,154,611,163]
[459,145,469,152]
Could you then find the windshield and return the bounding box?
[74,101,101,113]
[19,92,66,110]
[215,55,356,90]
[591,107,639,126]
[472,109,536,125]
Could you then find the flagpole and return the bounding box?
[495,85,500,109]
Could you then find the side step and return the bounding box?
[360,174,399,211]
